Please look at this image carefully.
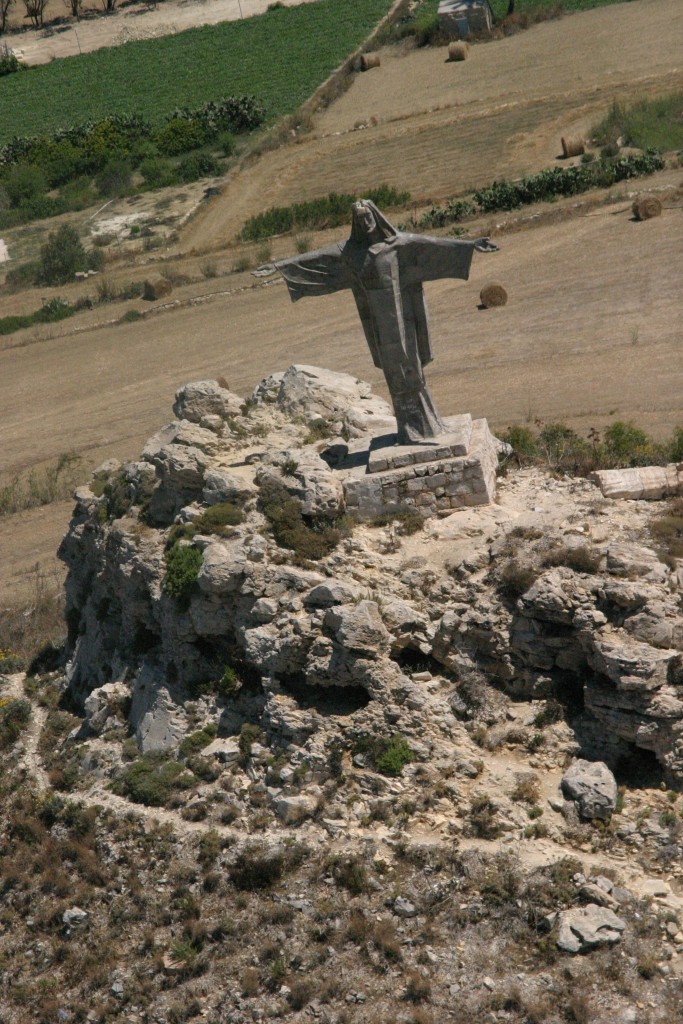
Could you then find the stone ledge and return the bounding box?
[367,414,473,473]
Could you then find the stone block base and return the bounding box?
[342,417,500,519]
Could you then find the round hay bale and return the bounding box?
[360,53,381,71]
[480,284,508,308]
[142,278,173,301]
[561,136,585,159]
[632,195,662,222]
[448,41,469,61]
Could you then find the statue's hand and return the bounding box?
[473,238,499,253]
[252,263,278,277]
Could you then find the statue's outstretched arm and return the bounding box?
[252,264,278,277]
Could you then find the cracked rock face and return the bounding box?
[58,368,683,783]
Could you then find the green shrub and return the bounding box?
[353,732,414,776]
[95,158,132,197]
[195,502,244,536]
[38,224,88,285]
[164,544,203,609]
[155,117,208,156]
[112,752,195,806]
[177,152,222,183]
[180,724,217,758]
[3,162,47,207]
[0,49,24,78]
[238,722,263,763]
[139,156,178,188]
[257,480,346,564]
[0,697,31,749]
[217,131,237,156]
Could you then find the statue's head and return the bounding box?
[350,200,398,245]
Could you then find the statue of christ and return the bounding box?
[264,200,497,445]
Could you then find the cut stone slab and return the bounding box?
[367,414,473,473]
[561,759,617,820]
[591,464,682,500]
[556,904,626,953]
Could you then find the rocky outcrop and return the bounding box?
[58,368,683,784]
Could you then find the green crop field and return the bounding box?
[0,0,391,145]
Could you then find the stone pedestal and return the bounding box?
[336,414,501,519]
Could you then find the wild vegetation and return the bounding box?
[416,151,665,230]
[240,184,410,241]
[0,0,392,144]
[501,419,683,476]
[594,93,683,154]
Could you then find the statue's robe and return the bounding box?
[274,232,476,444]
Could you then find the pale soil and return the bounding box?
[179,0,683,249]
[5,0,318,66]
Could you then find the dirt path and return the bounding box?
[1,673,50,789]
[179,0,683,250]
[7,0,319,66]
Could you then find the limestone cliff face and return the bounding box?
[59,367,683,779]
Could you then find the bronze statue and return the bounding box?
[263,200,497,444]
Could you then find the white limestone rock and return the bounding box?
[561,759,617,820]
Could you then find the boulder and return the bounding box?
[173,380,244,424]
[324,601,392,657]
[203,468,256,505]
[83,681,130,736]
[267,364,395,438]
[273,793,319,825]
[561,759,617,820]
[556,904,626,953]
[304,580,360,608]
[203,738,240,764]
[63,907,89,931]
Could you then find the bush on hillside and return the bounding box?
[38,224,89,285]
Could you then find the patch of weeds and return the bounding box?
[328,854,369,895]
[0,697,31,749]
[112,752,195,807]
[257,480,347,565]
[469,795,500,839]
[352,732,414,776]
[533,699,564,728]
[303,419,333,444]
[238,722,263,764]
[649,497,683,565]
[179,724,217,758]
[229,842,286,890]
[511,774,540,804]
[498,559,538,599]
[541,543,601,574]
[370,507,424,535]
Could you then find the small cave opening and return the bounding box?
[193,637,262,692]
[615,744,666,791]
[392,645,444,677]
[276,672,371,717]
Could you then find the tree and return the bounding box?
[39,224,88,285]
[63,0,82,18]
[100,0,118,11]
[0,0,14,35]
[24,0,47,27]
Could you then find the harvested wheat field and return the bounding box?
[180,0,683,249]
[2,177,682,603]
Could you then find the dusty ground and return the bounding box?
[5,0,318,65]
[180,0,683,249]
